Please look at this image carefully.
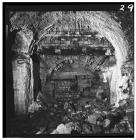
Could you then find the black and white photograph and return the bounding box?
[3,2,134,138]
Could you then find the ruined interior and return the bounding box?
[6,10,134,136]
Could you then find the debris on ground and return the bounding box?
[11,95,134,135]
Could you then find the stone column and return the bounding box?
[12,30,34,115]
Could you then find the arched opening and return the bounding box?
[40,56,112,106]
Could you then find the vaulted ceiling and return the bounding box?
[10,11,133,64]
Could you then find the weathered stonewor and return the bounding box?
[12,30,34,115]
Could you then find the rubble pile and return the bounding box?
[25,95,134,135]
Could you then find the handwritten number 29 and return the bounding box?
[120,4,133,12]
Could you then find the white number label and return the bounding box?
[120,4,134,12]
